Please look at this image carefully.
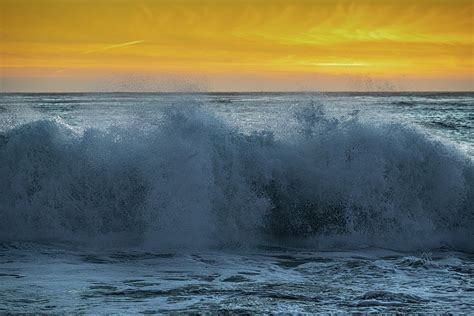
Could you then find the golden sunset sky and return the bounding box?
[1,0,473,91]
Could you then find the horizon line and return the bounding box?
[1,90,473,94]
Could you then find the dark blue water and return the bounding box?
[0,92,473,312]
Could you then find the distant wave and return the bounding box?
[393,101,415,107]
[0,103,473,251]
[424,120,472,131]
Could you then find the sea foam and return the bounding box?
[0,102,472,251]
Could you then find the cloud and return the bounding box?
[81,40,145,55]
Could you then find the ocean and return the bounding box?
[0,92,473,313]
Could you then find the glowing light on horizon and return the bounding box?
[312,63,370,67]
[0,0,472,91]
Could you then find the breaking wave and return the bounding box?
[0,103,473,251]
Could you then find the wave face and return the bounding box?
[0,103,473,251]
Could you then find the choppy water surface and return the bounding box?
[0,92,473,313]
[1,242,473,313]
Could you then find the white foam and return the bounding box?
[0,103,472,251]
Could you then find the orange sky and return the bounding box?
[1,0,473,92]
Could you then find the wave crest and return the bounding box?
[1,104,472,250]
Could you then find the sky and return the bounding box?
[0,0,473,92]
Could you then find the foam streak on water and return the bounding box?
[1,242,473,313]
[0,92,473,312]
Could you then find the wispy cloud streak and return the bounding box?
[81,40,144,54]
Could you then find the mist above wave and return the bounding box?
[0,102,472,251]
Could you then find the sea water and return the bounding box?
[0,92,473,313]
